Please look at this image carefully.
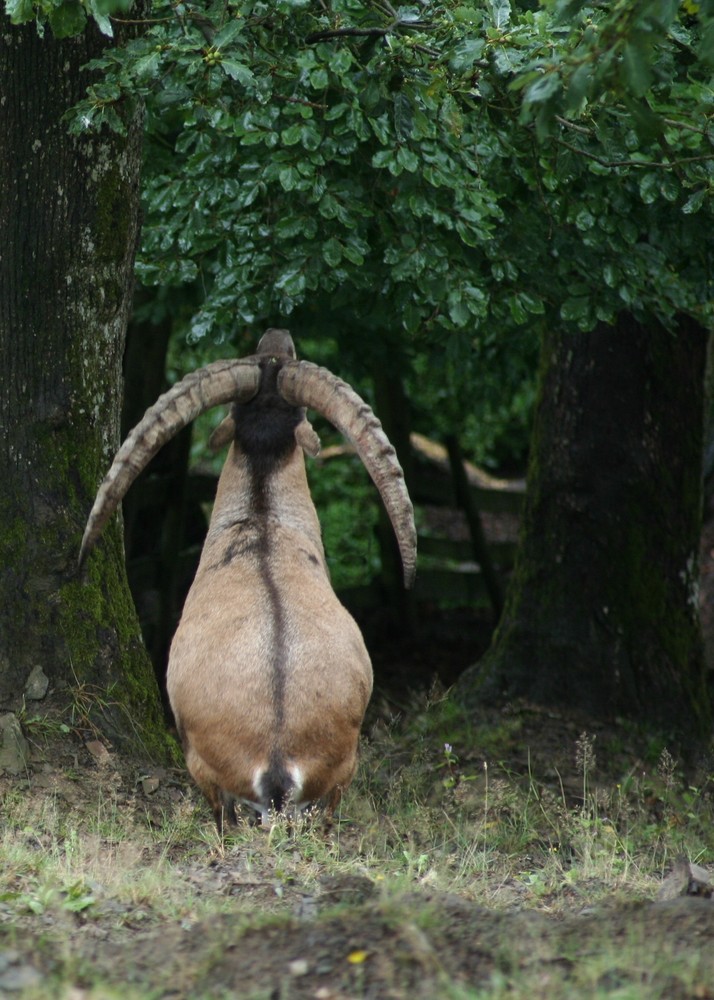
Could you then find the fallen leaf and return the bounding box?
[346,950,369,965]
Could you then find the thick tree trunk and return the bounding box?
[0,16,167,755]
[460,313,710,742]
[122,309,202,704]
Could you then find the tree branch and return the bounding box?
[305,25,392,43]
[554,115,593,136]
[554,135,714,171]
[274,94,328,110]
[305,17,432,44]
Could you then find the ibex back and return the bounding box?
[80,330,416,829]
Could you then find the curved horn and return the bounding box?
[79,359,261,566]
[278,361,417,588]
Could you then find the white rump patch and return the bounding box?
[287,763,304,801]
[247,763,306,826]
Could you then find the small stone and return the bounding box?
[141,777,160,796]
[23,665,49,701]
[658,856,713,901]
[0,965,43,991]
[288,958,310,977]
[0,951,20,973]
[0,714,30,776]
[687,860,713,892]
[85,740,111,766]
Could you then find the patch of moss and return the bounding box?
[95,164,132,268]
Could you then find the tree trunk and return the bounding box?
[123,308,203,706]
[459,312,710,742]
[0,16,167,756]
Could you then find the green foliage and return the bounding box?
[85,2,504,353]
[8,0,714,465]
[307,450,381,589]
[5,0,132,37]
[67,1,714,377]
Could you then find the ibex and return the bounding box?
[80,330,416,829]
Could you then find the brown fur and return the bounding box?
[166,433,373,827]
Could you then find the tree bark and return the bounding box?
[122,308,202,705]
[459,312,710,742]
[0,15,167,756]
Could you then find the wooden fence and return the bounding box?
[319,432,525,614]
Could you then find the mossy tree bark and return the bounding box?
[460,312,710,743]
[0,15,168,757]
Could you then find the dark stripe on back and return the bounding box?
[232,359,299,775]
[262,552,287,730]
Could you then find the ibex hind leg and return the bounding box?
[182,743,238,835]
[321,784,344,831]
[205,787,238,836]
[218,791,239,832]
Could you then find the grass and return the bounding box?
[1,698,713,998]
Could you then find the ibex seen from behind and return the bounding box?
[80,330,416,829]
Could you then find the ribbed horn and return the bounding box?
[79,359,261,567]
[278,361,417,588]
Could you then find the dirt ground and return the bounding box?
[2,680,714,998]
[28,889,714,999]
[1,510,714,998]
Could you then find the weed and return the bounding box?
[575,730,597,813]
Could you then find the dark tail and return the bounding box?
[259,753,295,815]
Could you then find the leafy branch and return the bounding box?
[553,134,714,171]
[305,13,434,44]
